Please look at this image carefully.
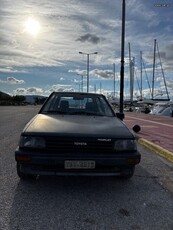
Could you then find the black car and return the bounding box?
[15,92,141,180]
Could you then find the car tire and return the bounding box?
[120,166,135,179]
[17,163,36,180]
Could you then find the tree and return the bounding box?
[12,95,25,105]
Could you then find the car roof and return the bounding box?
[52,91,105,97]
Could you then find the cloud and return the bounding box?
[14,88,26,94]
[27,87,43,93]
[90,69,114,79]
[164,44,173,60]
[57,88,75,92]
[13,84,75,96]
[76,33,100,44]
[14,87,43,95]
[0,77,25,84]
[161,79,173,89]
[0,67,27,73]
[7,77,25,84]
[45,84,75,95]
[69,68,115,80]
[68,69,87,76]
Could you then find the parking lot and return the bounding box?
[0,106,173,230]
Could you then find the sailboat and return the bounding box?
[138,39,170,105]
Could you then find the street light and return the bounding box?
[79,51,98,93]
[119,0,126,119]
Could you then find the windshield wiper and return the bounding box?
[44,110,69,114]
[43,110,104,116]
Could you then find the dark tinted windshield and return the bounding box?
[41,93,115,117]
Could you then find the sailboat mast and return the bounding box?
[128,43,134,104]
[143,60,152,97]
[152,39,157,99]
[156,42,170,100]
[140,51,143,100]
[113,63,115,97]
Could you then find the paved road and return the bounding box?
[0,106,173,230]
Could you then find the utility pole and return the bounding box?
[119,0,126,118]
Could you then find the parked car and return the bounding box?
[15,92,141,180]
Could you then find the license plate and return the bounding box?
[64,160,95,169]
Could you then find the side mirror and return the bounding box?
[132,125,141,133]
[116,113,125,120]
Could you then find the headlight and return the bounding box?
[19,136,46,149]
[114,140,137,151]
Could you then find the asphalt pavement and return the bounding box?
[1,106,173,229]
[124,112,173,163]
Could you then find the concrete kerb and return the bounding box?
[135,136,173,163]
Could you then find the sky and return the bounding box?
[0,0,173,100]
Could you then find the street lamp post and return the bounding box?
[79,51,97,93]
[120,0,126,118]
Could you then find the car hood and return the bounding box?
[23,114,134,138]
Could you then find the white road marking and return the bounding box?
[126,116,173,128]
[141,125,158,128]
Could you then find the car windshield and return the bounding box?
[41,93,115,117]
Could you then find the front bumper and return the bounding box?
[15,148,141,176]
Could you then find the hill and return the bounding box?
[0,91,11,99]
[0,91,46,105]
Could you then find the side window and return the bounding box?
[96,97,114,116]
[42,94,59,111]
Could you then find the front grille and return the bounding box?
[45,137,114,154]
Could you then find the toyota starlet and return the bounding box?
[15,92,141,180]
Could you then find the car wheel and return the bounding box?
[17,163,36,180]
[120,166,135,179]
